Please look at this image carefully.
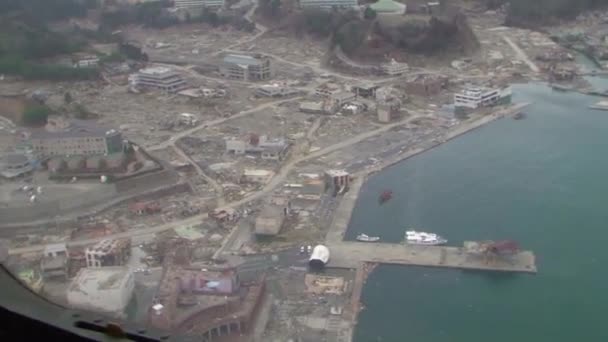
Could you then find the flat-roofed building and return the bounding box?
[220,54,274,81]
[255,197,291,236]
[381,59,409,76]
[299,0,358,10]
[256,84,299,97]
[41,243,68,280]
[130,67,188,93]
[174,0,225,10]
[453,86,512,115]
[67,267,134,316]
[29,117,123,158]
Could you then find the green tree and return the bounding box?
[22,105,51,126]
[364,7,377,20]
[334,20,366,55]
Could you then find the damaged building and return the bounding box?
[130,67,188,93]
[255,196,291,236]
[405,74,448,97]
[67,267,135,317]
[147,242,266,341]
[85,238,131,268]
[40,243,68,280]
[28,117,124,158]
[220,54,274,81]
[225,134,289,161]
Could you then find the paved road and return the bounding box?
[503,36,540,73]
[147,95,303,151]
[172,144,226,206]
[7,115,419,255]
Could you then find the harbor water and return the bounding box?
[348,83,608,342]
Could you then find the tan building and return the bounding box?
[29,117,123,158]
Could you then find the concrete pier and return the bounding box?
[327,241,537,273]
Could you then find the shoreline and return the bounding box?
[327,103,528,244]
[324,103,529,342]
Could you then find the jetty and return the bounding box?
[327,241,537,273]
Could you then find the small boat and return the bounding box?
[513,112,526,120]
[379,190,392,204]
[404,230,447,246]
[356,233,380,242]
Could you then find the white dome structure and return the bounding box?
[308,245,330,270]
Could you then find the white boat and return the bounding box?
[356,233,380,242]
[405,230,447,246]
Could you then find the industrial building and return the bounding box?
[130,67,188,93]
[67,267,135,316]
[173,0,225,10]
[220,54,274,81]
[28,117,124,158]
[85,238,131,268]
[453,86,512,114]
[299,0,357,10]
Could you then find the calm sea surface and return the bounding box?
[349,82,608,342]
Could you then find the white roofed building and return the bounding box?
[130,67,188,93]
[299,0,357,10]
[453,86,512,114]
[174,0,225,10]
[381,59,409,76]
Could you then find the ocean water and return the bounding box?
[349,83,608,342]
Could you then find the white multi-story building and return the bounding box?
[381,59,409,76]
[173,0,225,10]
[220,54,274,81]
[67,267,134,316]
[299,0,358,10]
[130,67,188,93]
[453,86,512,113]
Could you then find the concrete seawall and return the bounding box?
[328,104,529,242]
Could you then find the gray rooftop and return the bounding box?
[223,54,264,66]
[1,153,28,165]
[29,120,119,140]
[255,205,284,235]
